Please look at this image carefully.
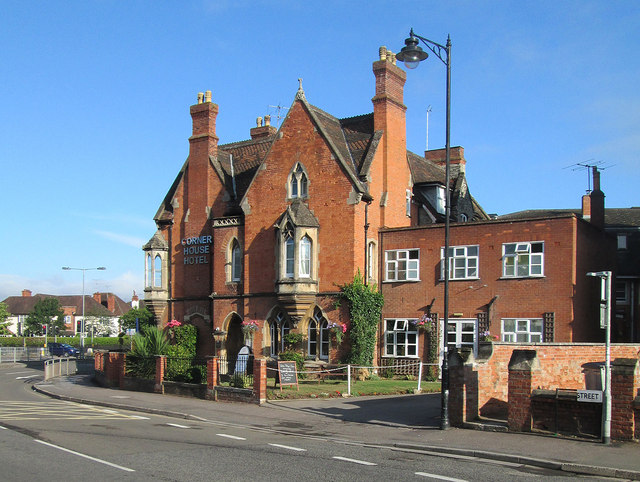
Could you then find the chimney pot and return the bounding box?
[257,116,263,127]
[197,92,204,104]
[204,90,212,103]
[265,115,271,126]
[379,46,387,61]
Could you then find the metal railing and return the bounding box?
[0,347,48,363]
[218,354,254,388]
[44,357,78,380]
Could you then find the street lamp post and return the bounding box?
[397,28,452,430]
[62,266,106,354]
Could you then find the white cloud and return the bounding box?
[94,230,147,248]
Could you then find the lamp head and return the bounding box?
[396,32,428,69]
[97,267,106,271]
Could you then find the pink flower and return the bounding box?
[167,319,182,328]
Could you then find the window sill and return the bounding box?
[499,275,545,280]
[438,277,480,282]
[382,279,421,284]
[381,355,420,359]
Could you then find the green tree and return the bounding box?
[24,298,65,336]
[85,308,116,337]
[340,272,384,366]
[0,302,12,335]
[119,307,155,332]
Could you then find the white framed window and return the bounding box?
[501,318,543,343]
[446,318,477,351]
[384,319,418,357]
[367,241,377,282]
[231,239,242,282]
[269,311,292,357]
[145,254,152,288]
[153,255,162,287]
[289,163,308,199]
[617,235,627,250]
[615,281,629,304]
[280,320,291,353]
[285,235,294,278]
[502,241,544,278]
[299,236,311,278]
[385,249,420,281]
[308,309,329,360]
[441,245,479,280]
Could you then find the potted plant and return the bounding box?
[411,314,434,333]
[327,322,346,344]
[241,319,259,343]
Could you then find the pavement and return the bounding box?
[33,375,640,480]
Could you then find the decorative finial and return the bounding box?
[295,77,306,100]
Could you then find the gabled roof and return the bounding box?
[154,90,487,225]
[2,294,115,317]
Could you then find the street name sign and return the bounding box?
[577,390,603,403]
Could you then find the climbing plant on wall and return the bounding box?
[339,271,384,366]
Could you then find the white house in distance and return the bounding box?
[2,289,139,336]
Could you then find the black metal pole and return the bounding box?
[440,35,452,431]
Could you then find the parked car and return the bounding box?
[48,343,80,357]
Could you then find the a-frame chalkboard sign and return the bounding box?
[276,361,299,391]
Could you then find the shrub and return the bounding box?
[230,374,246,388]
[340,272,384,366]
[278,350,305,378]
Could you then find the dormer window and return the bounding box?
[288,163,308,199]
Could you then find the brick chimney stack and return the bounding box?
[372,46,410,227]
[426,146,466,176]
[582,166,605,229]
[250,115,277,139]
[22,289,32,297]
[187,90,219,224]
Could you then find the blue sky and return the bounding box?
[1,1,638,302]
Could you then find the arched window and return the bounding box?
[231,239,242,282]
[306,308,330,361]
[299,236,311,278]
[285,231,295,278]
[269,311,291,357]
[153,255,162,288]
[289,163,308,199]
[146,254,152,288]
[308,319,318,357]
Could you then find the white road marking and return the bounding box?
[167,423,191,429]
[102,409,119,414]
[35,440,135,472]
[0,425,7,429]
[216,433,246,440]
[332,456,377,466]
[268,443,307,452]
[415,472,468,481]
[131,415,149,420]
[110,395,131,399]
[16,375,39,379]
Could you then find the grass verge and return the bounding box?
[267,378,440,400]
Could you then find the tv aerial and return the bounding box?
[564,160,615,192]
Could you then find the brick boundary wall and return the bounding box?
[449,343,640,440]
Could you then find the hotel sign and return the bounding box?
[182,235,211,265]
